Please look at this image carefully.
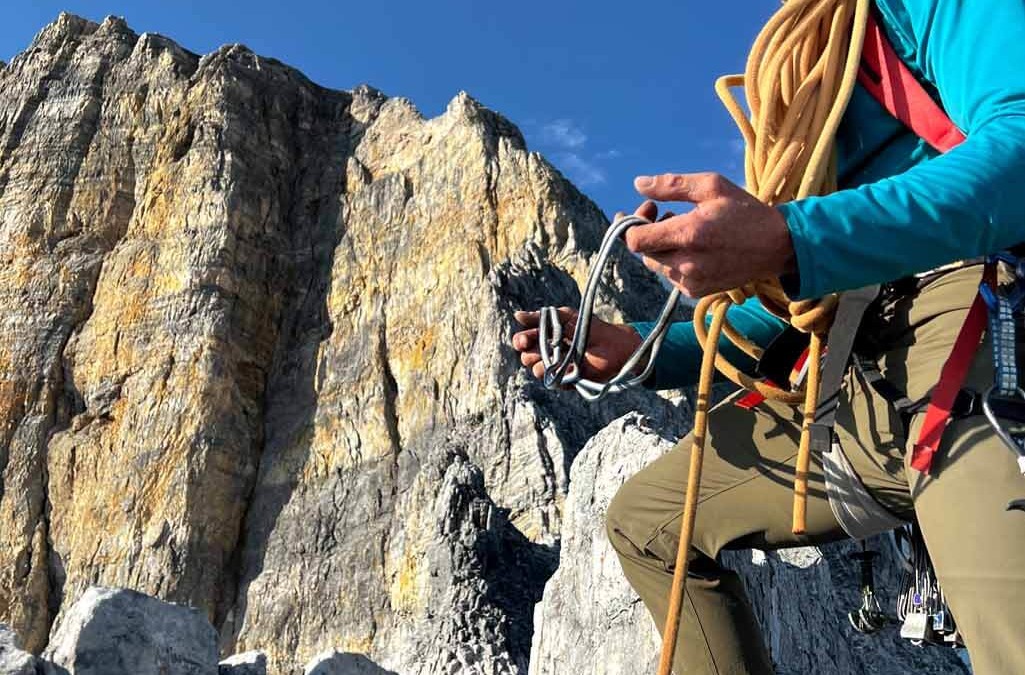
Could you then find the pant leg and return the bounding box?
[606,392,848,675]
[886,264,1025,675]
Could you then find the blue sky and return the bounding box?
[2,1,774,219]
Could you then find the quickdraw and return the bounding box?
[538,214,681,402]
[979,253,1025,477]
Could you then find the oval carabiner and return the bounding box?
[981,385,1025,475]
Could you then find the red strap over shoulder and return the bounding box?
[858,12,966,153]
[858,13,976,474]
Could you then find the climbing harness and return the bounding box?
[538,214,681,402]
[979,253,1025,476]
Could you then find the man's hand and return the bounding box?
[624,173,797,297]
[511,307,645,383]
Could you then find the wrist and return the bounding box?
[772,205,798,275]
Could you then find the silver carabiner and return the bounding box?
[981,385,1025,475]
[536,214,679,401]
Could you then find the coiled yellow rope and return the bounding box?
[657,1,871,672]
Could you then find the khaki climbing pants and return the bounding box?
[606,265,1025,675]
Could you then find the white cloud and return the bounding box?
[541,119,588,149]
[556,152,606,187]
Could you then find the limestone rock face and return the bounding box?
[42,586,218,674]
[528,412,688,675]
[531,412,970,675]
[0,13,674,674]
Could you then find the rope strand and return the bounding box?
[657,1,871,672]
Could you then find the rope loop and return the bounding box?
[657,1,872,672]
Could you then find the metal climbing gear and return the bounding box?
[893,524,963,647]
[847,543,888,634]
[979,252,1025,477]
[538,214,680,402]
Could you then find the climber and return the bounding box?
[511,1,1025,674]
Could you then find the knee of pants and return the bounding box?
[605,475,644,556]
[605,470,676,562]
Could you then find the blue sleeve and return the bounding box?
[630,297,787,390]
[778,0,1025,299]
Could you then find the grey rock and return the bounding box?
[0,624,37,675]
[43,587,218,675]
[532,411,970,674]
[0,12,675,674]
[303,651,397,674]
[219,651,267,675]
[529,412,688,675]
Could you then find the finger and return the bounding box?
[521,350,542,368]
[623,213,695,254]
[633,172,736,203]
[532,360,546,380]
[639,252,671,280]
[513,310,539,327]
[513,328,539,351]
[640,254,695,296]
[553,306,578,329]
[633,199,658,222]
[645,250,693,281]
[657,210,675,222]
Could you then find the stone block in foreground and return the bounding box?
[43,587,218,675]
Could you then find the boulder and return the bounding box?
[303,652,397,674]
[218,651,267,675]
[43,587,217,675]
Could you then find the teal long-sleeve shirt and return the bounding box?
[634,0,1025,390]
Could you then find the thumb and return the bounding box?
[634,172,734,203]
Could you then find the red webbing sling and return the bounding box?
[858,13,966,153]
[859,12,984,474]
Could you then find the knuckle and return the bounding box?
[665,173,683,189]
[686,222,712,251]
[702,172,727,193]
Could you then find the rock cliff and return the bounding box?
[0,13,968,675]
[0,13,673,674]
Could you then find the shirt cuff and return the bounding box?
[776,202,819,300]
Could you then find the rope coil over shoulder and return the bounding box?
[658,2,874,670]
[541,0,872,671]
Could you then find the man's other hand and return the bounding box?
[511,307,644,384]
[624,172,796,297]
